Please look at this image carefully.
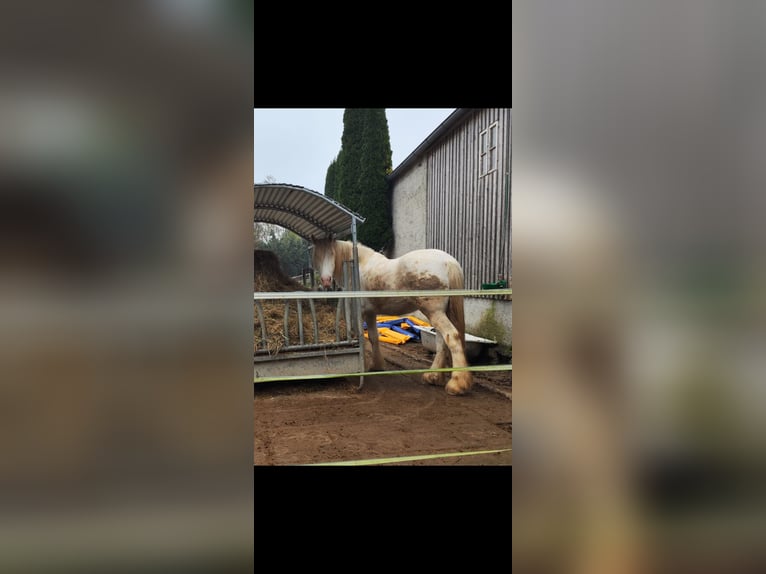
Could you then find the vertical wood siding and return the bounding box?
[425,108,512,294]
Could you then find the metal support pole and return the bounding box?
[351,218,365,389]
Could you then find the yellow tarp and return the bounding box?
[363,315,432,345]
[364,329,410,345]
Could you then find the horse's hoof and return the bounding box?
[445,376,472,395]
[422,372,443,386]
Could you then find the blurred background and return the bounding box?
[9,1,766,571]
[513,2,766,573]
[0,1,253,572]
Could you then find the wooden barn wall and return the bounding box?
[426,108,512,292]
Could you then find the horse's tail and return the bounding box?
[447,263,466,352]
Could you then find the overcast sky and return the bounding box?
[253,109,455,193]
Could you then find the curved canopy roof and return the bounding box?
[254,183,365,241]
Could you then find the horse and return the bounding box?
[312,238,472,395]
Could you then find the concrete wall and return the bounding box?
[465,298,512,346]
[390,160,428,257]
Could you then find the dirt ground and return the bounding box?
[254,341,512,466]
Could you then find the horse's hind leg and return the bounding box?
[364,310,385,371]
[422,330,448,386]
[426,310,472,395]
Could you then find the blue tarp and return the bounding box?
[362,317,426,342]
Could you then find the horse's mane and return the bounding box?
[336,240,379,262]
[318,239,384,285]
[335,240,354,263]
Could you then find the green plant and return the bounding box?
[474,302,507,344]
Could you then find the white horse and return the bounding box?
[312,238,472,395]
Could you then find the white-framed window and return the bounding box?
[479,121,499,177]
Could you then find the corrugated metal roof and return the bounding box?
[253,183,365,240]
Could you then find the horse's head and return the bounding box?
[312,237,336,290]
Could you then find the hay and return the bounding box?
[253,299,348,355]
[254,250,309,291]
[254,250,347,354]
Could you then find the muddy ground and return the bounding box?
[254,341,511,466]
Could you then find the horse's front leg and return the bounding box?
[422,330,447,386]
[364,309,385,371]
[427,310,472,395]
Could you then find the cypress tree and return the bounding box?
[324,155,338,199]
[337,108,367,211]
[357,109,393,250]
[324,108,393,252]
